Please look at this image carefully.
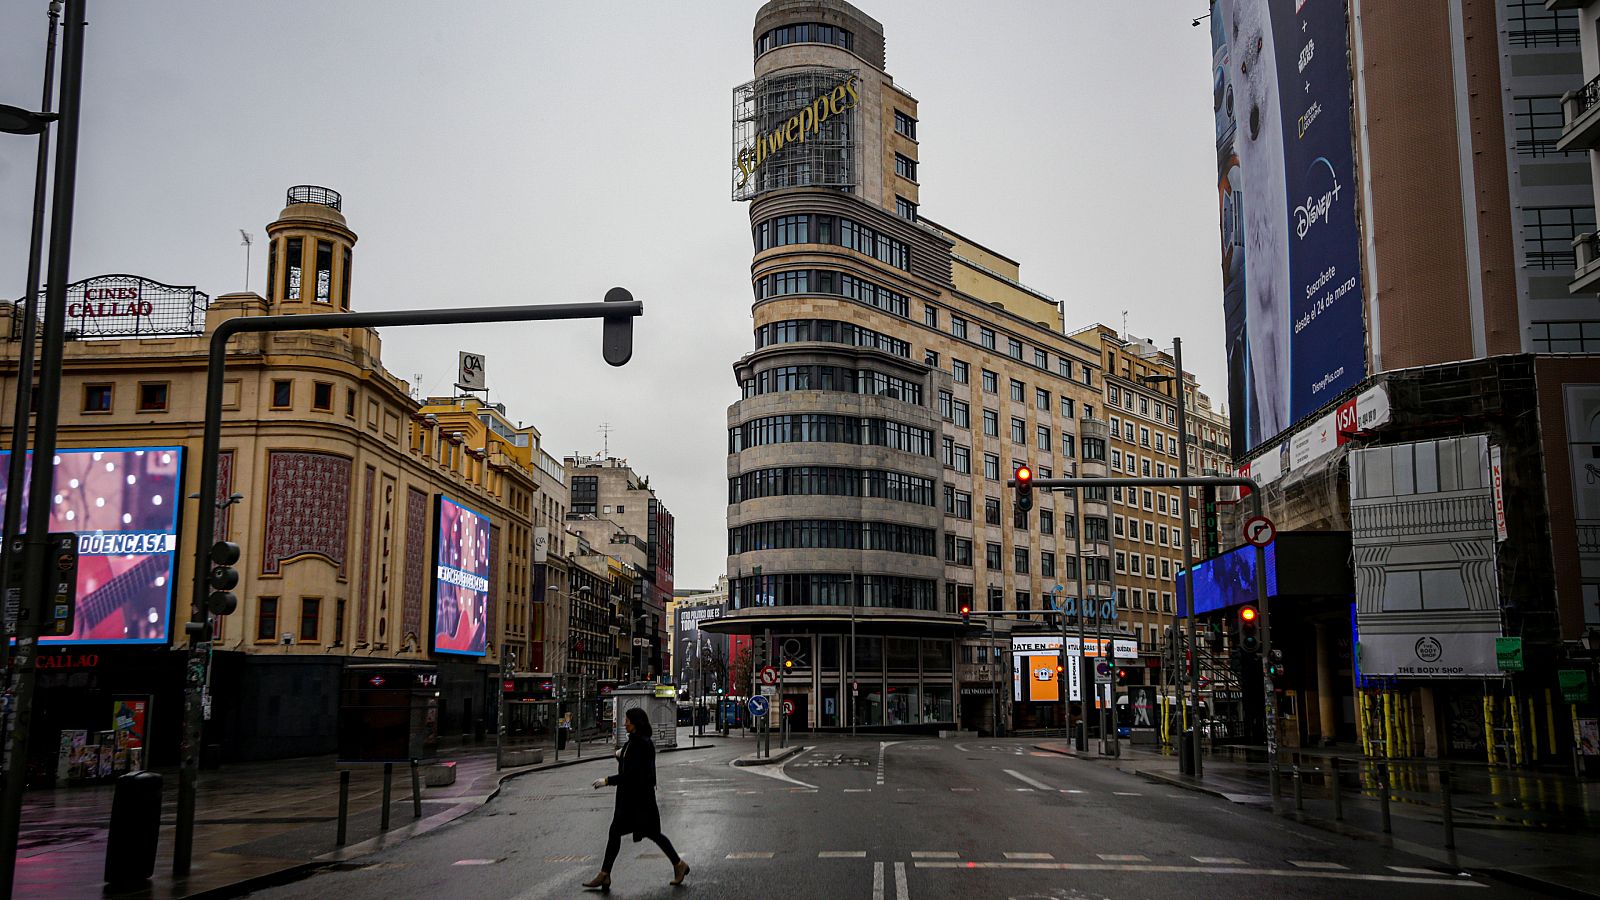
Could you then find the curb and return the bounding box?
[732,745,804,767]
[1478,867,1600,900]
[1131,768,1236,800]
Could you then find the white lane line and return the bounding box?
[725,851,775,860]
[1060,789,1084,794]
[872,861,884,900]
[452,858,498,865]
[737,790,760,795]
[1013,788,1036,792]
[1098,854,1150,862]
[1389,866,1444,875]
[911,862,1488,886]
[896,787,925,792]
[1112,791,1143,796]
[1193,857,1247,865]
[820,851,867,858]
[950,787,976,792]
[910,851,959,859]
[894,861,910,900]
[1289,861,1348,870]
[1003,769,1055,791]
[844,788,872,793]
[1004,852,1054,860]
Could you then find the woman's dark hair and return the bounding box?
[625,706,653,737]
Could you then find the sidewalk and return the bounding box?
[1035,740,1600,897]
[17,734,622,900]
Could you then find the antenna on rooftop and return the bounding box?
[239,230,253,292]
[598,422,613,457]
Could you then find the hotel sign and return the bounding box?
[19,274,209,340]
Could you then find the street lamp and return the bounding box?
[1141,336,1202,777]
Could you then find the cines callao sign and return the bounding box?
[735,75,859,190]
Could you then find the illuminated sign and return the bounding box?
[735,75,859,189]
[0,447,184,645]
[431,495,492,657]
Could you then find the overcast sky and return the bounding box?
[0,1,1224,591]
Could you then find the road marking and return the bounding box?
[452,858,498,865]
[820,851,867,858]
[789,788,818,793]
[1004,852,1054,860]
[894,861,910,900]
[872,861,884,900]
[911,862,1488,886]
[737,790,760,794]
[844,788,872,793]
[896,787,925,792]
[1098,854,1150,862]
[1389,866,1445,875]
[1003,769,1055,791]
[910,851,959,859]
[1289,861,1348,870]
[950,787,976,792]
[1113,791,1143,796]
[1060,789,1084,794]
[542,855,592,863]
[725,852,775,860]
[1193,857,1246,865]
[1013,788,1036,792]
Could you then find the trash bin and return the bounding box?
[1179,729,1196,776]
[104,770,162,886]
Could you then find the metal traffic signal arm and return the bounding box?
[1016,474,1265,781]
[172,290,643,875]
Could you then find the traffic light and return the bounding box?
[1207,621,1224,651]
[782,657,795,673]
[1012,465,1034,513]
[206,540,240,616]
[1116,667,1129,686]
[1266,649,1284,679]
[1237,605,1260,653]
[959,602,971,626]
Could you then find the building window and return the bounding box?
[285,237,303,300]
[271,379,293,408]
[925,304,939,327]
[82,383,112,413]
[953,401,971,429]
[954,445,971,474]
[1033,348,1048,369]
[980,328,996,350]
[136,382,168,412]
[1060,397,1074,418]
[982,409,999,436]
[1506,1,1578,47]
[1523,206,1595,269]
[982,369,998,393]
[257,596,279,641]
[341,247,353,309]
[895,153,918,181]
[315,240,334,303]
[299,597,321,642]
[1037,425,1051,451]
[1061,433,1075,458]
[1530,320,1600,352]
[1009,379,1025,402]
[1007,337,1023,359]
[896,196,917,222]
[1041,551,1055,578]
[1011,417,1026,444]
[346,388,357,417]
[984,454,1000,481]
[754,21,854,56]
[1035,389,1050,410]
[313,381,334,412]
[894,110,917,139]
[953,360,969,383]
[951,316,967,340]
[985,542,1002,570]
[266,238,278,302]
[334,597,346,645]
[1014,548,1029,574]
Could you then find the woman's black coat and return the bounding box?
[605,733,661,840]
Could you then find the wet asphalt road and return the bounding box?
[246,734,1538,900]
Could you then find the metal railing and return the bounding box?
[1566,71,1600,131]
[285,184,342,211]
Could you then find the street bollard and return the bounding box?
[1440,769,1456,850]
[1293,764,1303,811]
[336,770,350,846]
[381,762,393,831]
[1330,757,1343,822]
[1378,760,1392,834]
[410,760,422,820]
[104,770,163,886]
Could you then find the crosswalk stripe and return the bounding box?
[1113,792,1142,796]
[820,851,867,858]
[1003,768,1056,791]
[894,861,909,900]
[1097,854,1150,862]
[910,851,959,859]
[726,852,775,860]
[1388,866,1445,875]
[1193,857,1247,865]
[912,861,1489,885]
[872,861,884,900]
[844,788,872,793]
[1060,789,1084,794]
[1004,852,1054,860]
[1289,861,1348,870]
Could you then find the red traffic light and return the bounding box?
[959,604,971,615]
[1239,606,1258,622]
[1015,465,1032,484]
[1055,664,1064,674]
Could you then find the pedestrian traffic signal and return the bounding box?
[1237,605,1260,653]
[1207,621,1224,651]
[206,540,240,616]
[960,602,971,625]
[1012,465,1034,513]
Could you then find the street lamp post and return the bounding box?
[0,5,86,896]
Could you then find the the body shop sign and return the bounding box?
[23,274,209,339]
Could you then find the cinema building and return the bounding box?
[708,0,1225,734]
[1,186,564,776]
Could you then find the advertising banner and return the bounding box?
[1212,0,1366,456]
[0,447,182,644]
[432,495,492,656]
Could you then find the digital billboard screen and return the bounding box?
[0,447,183,644]
[1177,542,1278,618]
[1212,0,1366,456]
[431,495,491,657]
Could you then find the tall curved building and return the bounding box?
[716,0,1191,734]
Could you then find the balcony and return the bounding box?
[1557,71,1600,153]
[1545,0,1586,11]
[1571,232,1600,294]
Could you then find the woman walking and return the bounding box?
[584,707,690,890]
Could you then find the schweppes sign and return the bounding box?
[735,75,859,189]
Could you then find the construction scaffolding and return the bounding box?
[732,67,857,201]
